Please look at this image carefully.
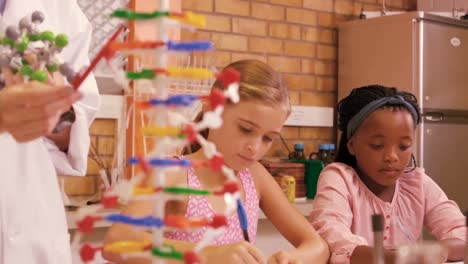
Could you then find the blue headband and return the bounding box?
[346,95,419,139]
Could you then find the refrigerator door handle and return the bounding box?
[423,112,445,122]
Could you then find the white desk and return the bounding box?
[256,199,313,256]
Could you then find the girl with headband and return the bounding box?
[309,85,466,263]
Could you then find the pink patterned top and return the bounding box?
[164,167,259,245]
[310,163,467,264]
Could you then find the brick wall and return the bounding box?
[82,0,418,182]
[181,0,417,158]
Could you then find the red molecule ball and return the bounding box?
[77,216,96,233]
[210,215,228,229]
[101,195,119,208]
[184,251,201,264]
[182,124,198,144]
[208,155,224,172]
[80,244,96,262]
[216,67,240,88]
[207,88,225,110]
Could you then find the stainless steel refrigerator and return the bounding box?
[338,12,468,211]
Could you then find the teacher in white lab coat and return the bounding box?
[0,0,99,263]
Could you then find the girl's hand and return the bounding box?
[200,241,265,264]
[268,250,302,264]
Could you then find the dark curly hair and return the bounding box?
[335,85,421,169]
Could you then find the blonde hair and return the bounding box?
[214,59,291,114]
[183,59,290,154]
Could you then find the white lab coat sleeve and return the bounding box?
[43,2,100,176]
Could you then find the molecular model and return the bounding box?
[0,11,78,85]
[66,2,250,264]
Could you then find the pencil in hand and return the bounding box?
[236,198,250,242]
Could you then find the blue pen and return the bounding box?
[236,199,250,242]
